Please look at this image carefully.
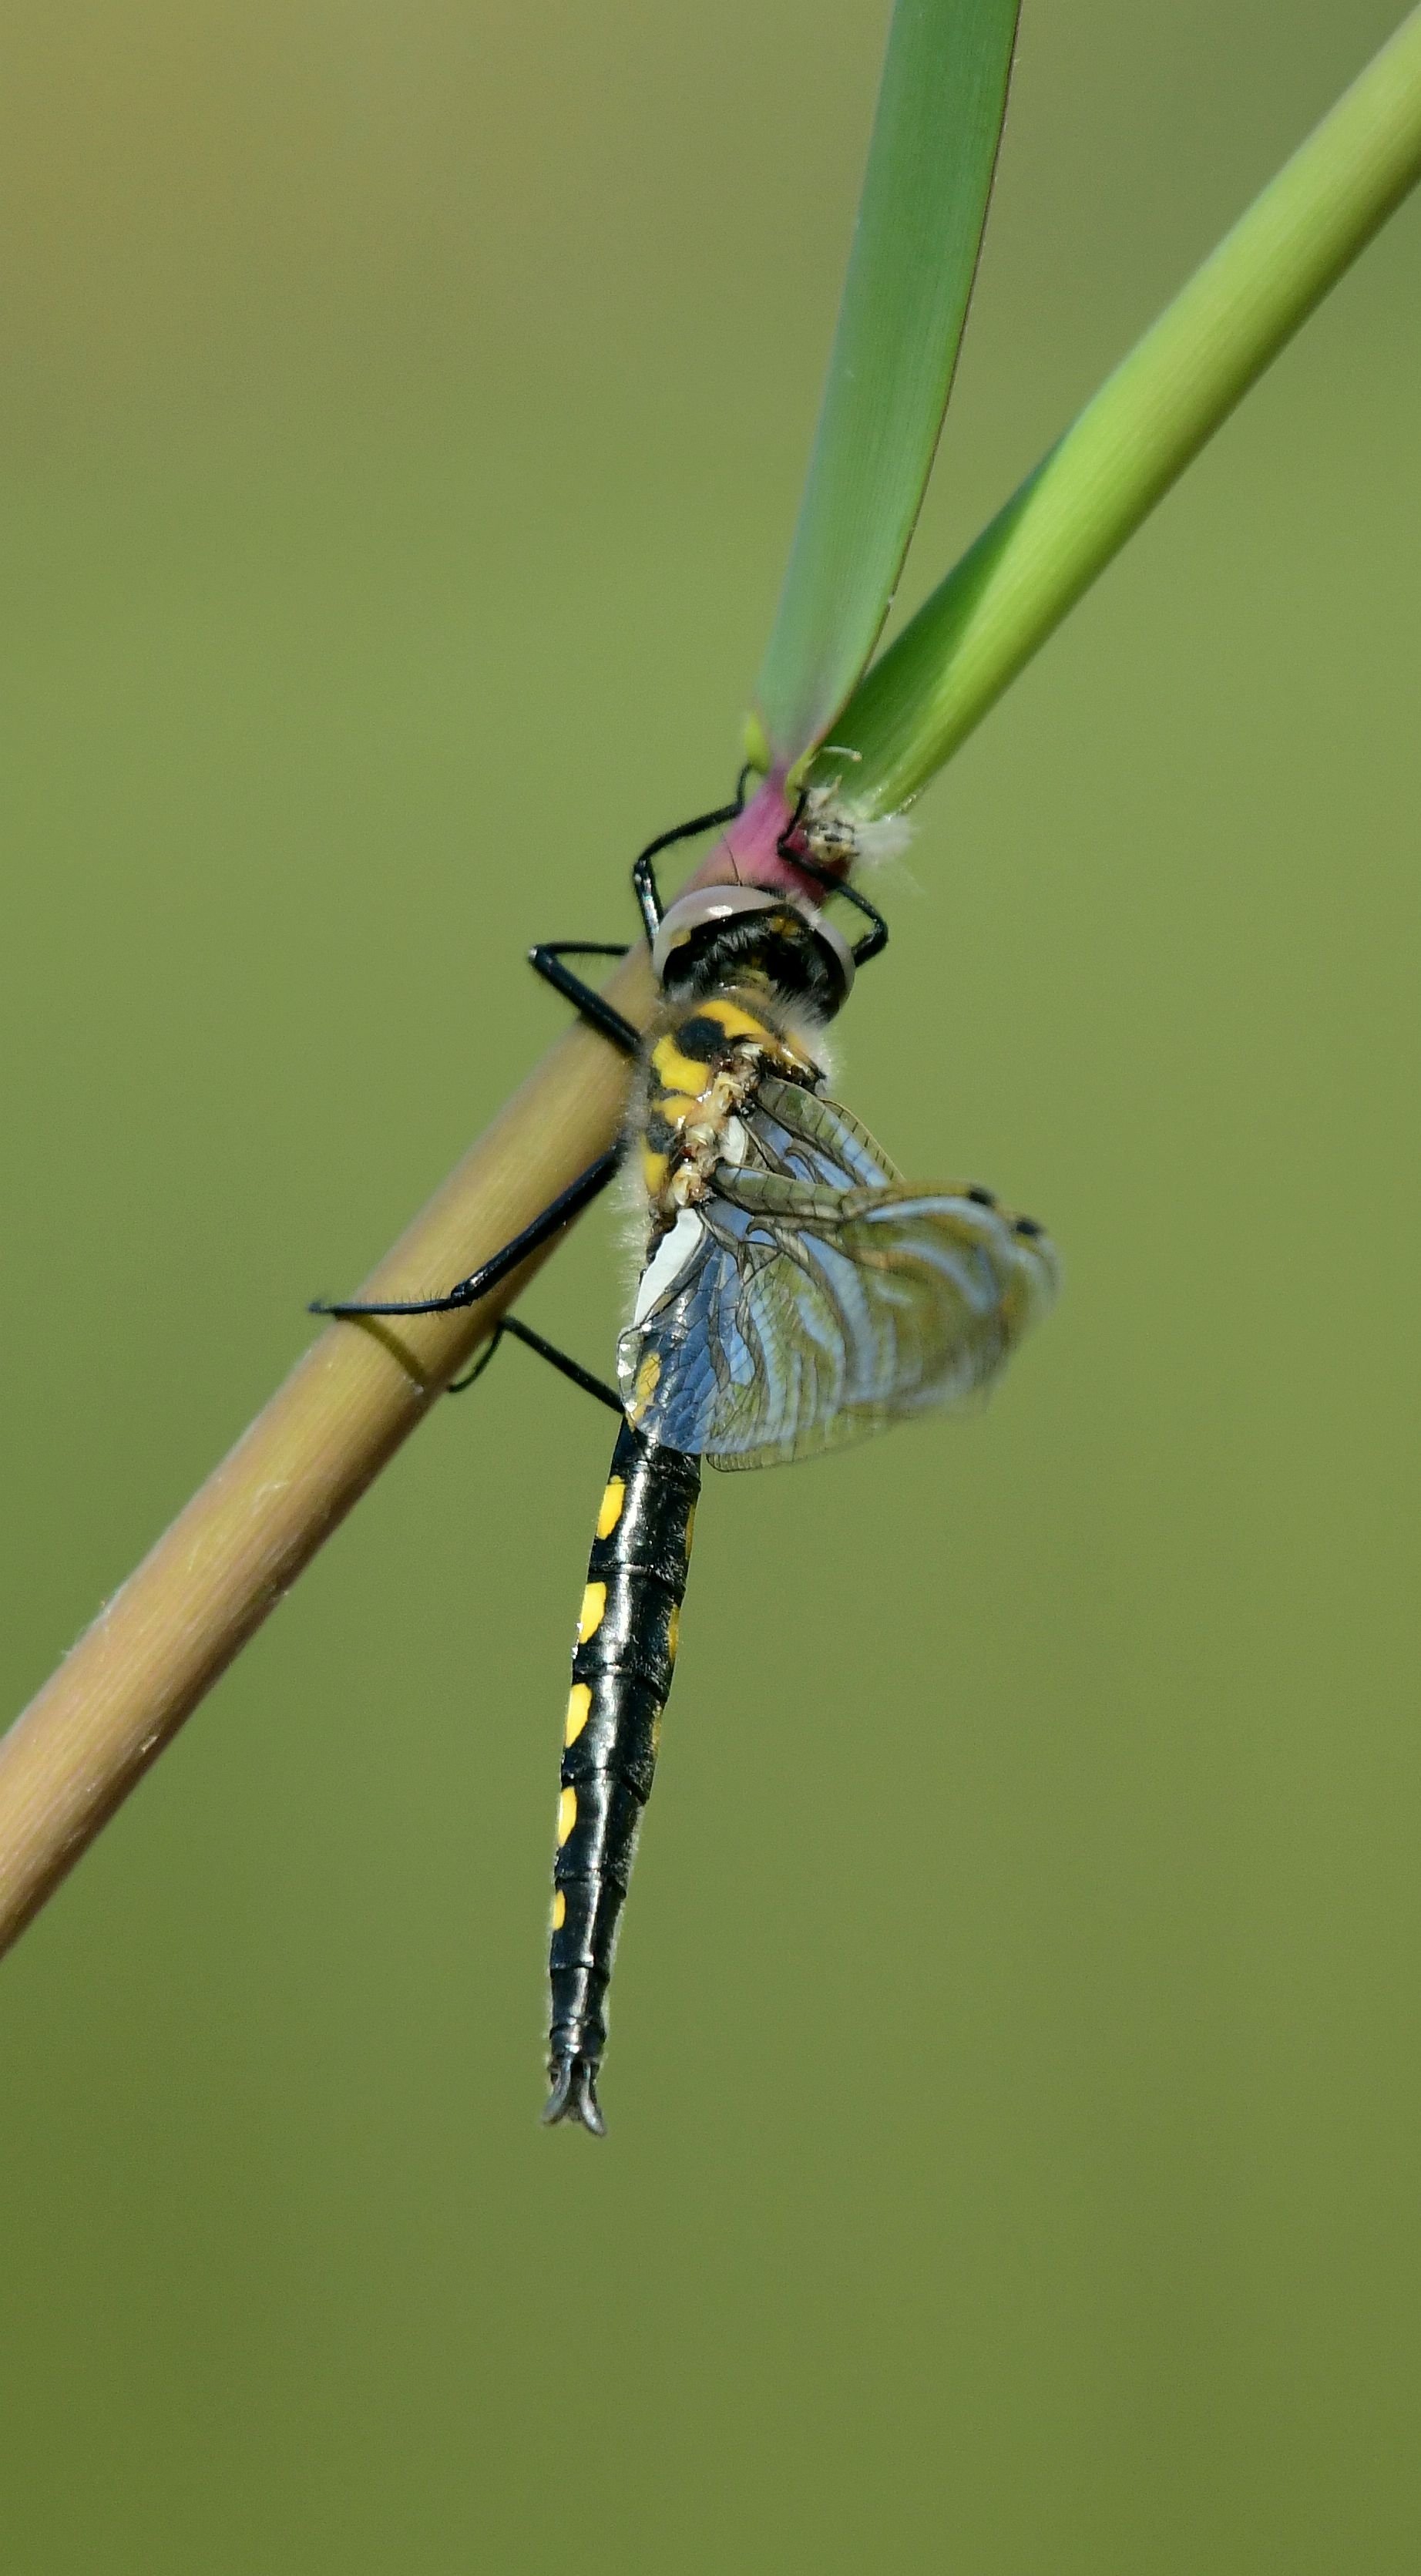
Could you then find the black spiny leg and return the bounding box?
[311,931,640,1328]
[630,768,754,942]
[447,1315,623,1411]
[309,1148,620,1320]
[528,942,640,1057]
[777,796,889,967]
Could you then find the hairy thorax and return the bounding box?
[639,987,820,1229]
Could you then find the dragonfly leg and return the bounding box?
[528,943,640,1056]
[630,765,754,943]
[309,1147,621,1320]
[447,1314,623,1413]
[777,795,890,966]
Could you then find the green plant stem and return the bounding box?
[815,2,1421,815]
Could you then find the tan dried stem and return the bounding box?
[0,945,656,1953]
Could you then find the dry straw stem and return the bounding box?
[0,945,654,1953]
[5,7,1421,1954]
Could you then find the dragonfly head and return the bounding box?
[651,885,855,1019]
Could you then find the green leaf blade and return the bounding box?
[812,1,1421,822]
[751,0,1021,774]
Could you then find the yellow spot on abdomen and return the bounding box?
[556,1786,577,1847]
[564,1684,591,1745]
[551,1890,566,1930]
[596,1478,626,1539]
[641,1144,670,1195]
[577,1581,606,1643]
[666,1604,680,1662]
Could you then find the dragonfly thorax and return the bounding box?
[640,987,819,1228]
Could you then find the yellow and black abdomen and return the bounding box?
[544,1417,700,2131]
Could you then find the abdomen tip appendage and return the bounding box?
[542,2054,606,2135]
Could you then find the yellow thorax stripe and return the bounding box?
[650,1090,701,1128]
[650,1037,714,1099]
[696,997,775,1041]
[650,997,774,1101]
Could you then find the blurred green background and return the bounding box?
[3,2,1419,2567]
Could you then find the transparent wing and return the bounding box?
[747,1072,904,1192]
[619,1081,1058,1471]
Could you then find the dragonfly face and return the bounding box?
[545,886,1058,2131]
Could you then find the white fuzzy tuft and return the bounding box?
[845,809,914,869]
[613,1139,654,1308]
[776,999,837,1091]
[800,783,914,876]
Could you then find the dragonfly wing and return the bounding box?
[698,1169,1057,1467]
[619,1145,1058,1472]
[617,1199,780,1454]
[750,1072,903,1189]
[618,1077,900,1454]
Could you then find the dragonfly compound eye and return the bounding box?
[652,884,854,1015]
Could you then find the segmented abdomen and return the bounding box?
[543,1417,700,2132]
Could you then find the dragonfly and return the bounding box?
[314,787,1058,2132]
